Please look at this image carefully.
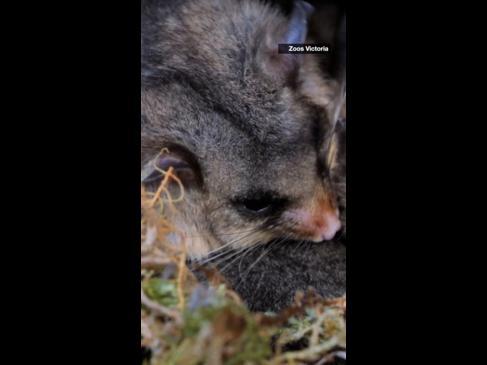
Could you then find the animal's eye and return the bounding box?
[241,198,273,213]
[233,193,288,216]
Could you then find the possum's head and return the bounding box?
[141,0,341,258]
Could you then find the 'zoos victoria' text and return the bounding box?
[278,43,330,54]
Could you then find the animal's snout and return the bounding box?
[285,205,342,242]
[311,209,341,241]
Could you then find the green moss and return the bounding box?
[143,278,179,308]
[142,274,345,364]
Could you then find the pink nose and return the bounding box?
[284,207,342,242]
[309,211,342,242]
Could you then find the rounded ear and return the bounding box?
[141,144,203,191]
[257,1,314,85]
[282,0,314,44]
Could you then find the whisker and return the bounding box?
[216,245,256,274]
[216,234,268,274]
[292,239,307,254]
[201,232,262,267]
[236,240,267,273]
[234,240,279,289]
[190,229,262,264]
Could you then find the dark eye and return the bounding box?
[241,198,273,213]
[233,192,288,216]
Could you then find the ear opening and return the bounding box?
[141,144,203,193]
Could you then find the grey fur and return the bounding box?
[201,239,345,312]
[142,0,339,258]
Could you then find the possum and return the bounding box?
[197,118,346,312]
[193,7,347,312]
[141,0,342,259]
